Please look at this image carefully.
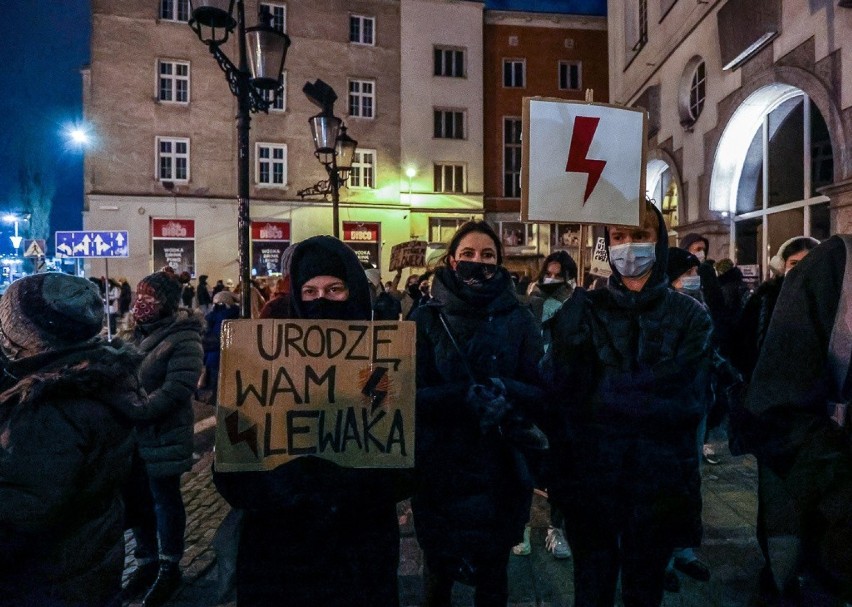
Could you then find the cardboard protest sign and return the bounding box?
[389,240,427,271]
[214,319,416,472]
[589,236,612,278]
[522,98,646,227]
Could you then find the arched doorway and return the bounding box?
[646,156,680,246]
[710,84,833,278]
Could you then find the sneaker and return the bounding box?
[703,444,720,465]
[512,525,531,556]
[545,526,571,559]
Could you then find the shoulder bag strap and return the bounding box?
[437,311,476,384]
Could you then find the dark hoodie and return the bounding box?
[0,340,145,607]
[214,235,405,607]
[546,203,714,548]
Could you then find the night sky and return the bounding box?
[0,0,90,254]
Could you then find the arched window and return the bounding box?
[711,86,833,276]
[678,57,706,129]
[646,158,679,245]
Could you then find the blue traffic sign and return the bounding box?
[55,231,129,258]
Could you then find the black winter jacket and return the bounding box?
[545,206,713,546]
[412,266,544,567]
[0,341,144,607]
[132,312,204,478]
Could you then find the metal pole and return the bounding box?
[330,166,340,238]
[236,0,252,319]
[104,258,112,342]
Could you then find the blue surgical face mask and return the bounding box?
[608,242,656,278]
[680,275,701,291]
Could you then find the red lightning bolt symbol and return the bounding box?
[566,116,607,204]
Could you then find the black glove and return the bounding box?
[466,378,510,433]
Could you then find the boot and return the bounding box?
[142,560,182,607]
[121,560,159,600]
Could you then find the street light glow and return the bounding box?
[405,167,416,179]
[69,127,90,145]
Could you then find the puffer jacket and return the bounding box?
[545,205,713,546]
[0,340,144,607]
[133,311,204,478]
[412,266,545,568]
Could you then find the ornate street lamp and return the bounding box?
[188,0,290,318]
[298,81,357,238]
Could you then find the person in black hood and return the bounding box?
[214,235,409,607]
[544,201,714,606]
[411,221,546,606]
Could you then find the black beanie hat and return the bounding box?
[667,247,700,283]
[0,273,104,360]
[294,242,348,291]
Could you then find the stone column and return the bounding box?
[818,177,852,235]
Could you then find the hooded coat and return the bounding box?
[214,236,408,607]
[411,264,545,574]
[545,205,713,553]
[132,311,204,477]
[0,341,145,607]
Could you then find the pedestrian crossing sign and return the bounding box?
[23,239,46,258]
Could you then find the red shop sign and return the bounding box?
[251,221,291,241]
[342,222,379,243]
[152,218,195,239]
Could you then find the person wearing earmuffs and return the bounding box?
[730,235,821,600]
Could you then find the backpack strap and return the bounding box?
[827,235,852,426]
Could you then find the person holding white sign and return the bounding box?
[213,236,409,607]
[411,220,546,607]
[544,202,714,607]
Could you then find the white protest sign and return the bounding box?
[214,319,416,472]
[522,98,646,226]
[589,236,612,278]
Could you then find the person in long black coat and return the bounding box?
[214,236,409,607]
[0,273,145,607]
[544,202,714,607]
[412,220,545,606]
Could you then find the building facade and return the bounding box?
[483,8,608,274]
[84,0,406,286]
[608,0,852,277]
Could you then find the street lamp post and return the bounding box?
[188,0,290,318]
[298,80,358,238]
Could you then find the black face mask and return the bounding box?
[407,284,420,298]
[538,282,563,295]
[300,298,351,320]
[454,261,498,287]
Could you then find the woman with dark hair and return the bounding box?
[412,220,546,606]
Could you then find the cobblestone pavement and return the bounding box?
[123,440,763,606]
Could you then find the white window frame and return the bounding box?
[503,117,522,198]
[349,14,375,46]
[160,0,189,22]
[434,46,466,78]
[688,61,706,121]
[503,59,526,88]
[434,109,466,140]
[156,136,190,183]
[157,59,190,104]
[261,70,287,112]
[433,163,466,194]
[260,2,287,32]
[348,79,375,119]
[558,60,582,91]
[255,143,288,187]
[349,149,376,189]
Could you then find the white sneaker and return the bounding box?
[512,525,531,556]
[545,526,571,559]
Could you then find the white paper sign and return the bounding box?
[522,98,646,226]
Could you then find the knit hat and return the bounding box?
[294,242,348,291]
[133,271,182,323]
[213,291,236,306]
[667,247,700,283]
[680,233,709,255]
[0,273,104,360]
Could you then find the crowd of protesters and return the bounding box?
[0,211,850,607]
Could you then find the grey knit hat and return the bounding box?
[0,273,104,360]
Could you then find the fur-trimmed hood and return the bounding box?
[0,338,145,418]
